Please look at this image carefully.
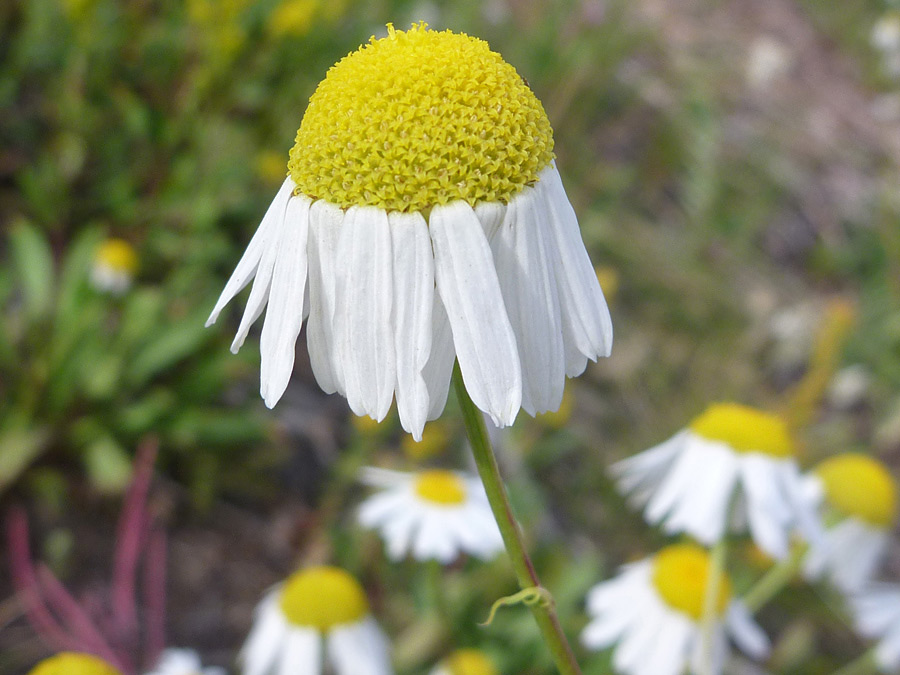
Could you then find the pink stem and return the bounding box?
[111,437,158,639]
[6,508,81,652]
[142,528,167,668]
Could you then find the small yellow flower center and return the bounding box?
[651,544,732,620]
[689,403,794,458]
[94,239,138,275]
[279,566,369,630]
[402,422,449,461]
[816,453,897,528]
[414,470,467,505]
[444,649,498,675]
[28,653,122,675]
[288,23,554,213]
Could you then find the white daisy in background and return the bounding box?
[28,653,122,675]
[357,467,503,563]
[205,23,612,440]
[852,584,900,672]
[144,648,226,675]
[431,648,498,675]
[802,453,897,594]
[581,543,770,675]
[89,238,138,295]
[611,403,820,559]
[240,566,392,675]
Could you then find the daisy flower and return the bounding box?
[357,467,503,563]
[206,23,612,440]
[581,543,770,675]
[90,238,138,295]
[802,453,897,593]
[28,653,121,675]
[240,566,392,675]
[852,584,900,672]
[611,403,819,559]
[145,649,226,675]
[431,649,498,675]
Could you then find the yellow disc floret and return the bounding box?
[288,23,554,213]
[28,653,122,675]
[444,649,499,675]
[94,239,138,275]
[279,566,369,630]
[689,403,794,458]
[816,453,898,528]
[651,543,732,620]
[414,470,467,505]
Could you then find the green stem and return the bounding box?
[830,650,879,675]
[742,543,808,614]
[700,539,728,675]
[453,367,582,675]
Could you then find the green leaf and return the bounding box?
[0,426,51,492]
[9,220,55,320]
[126,313,212,387]
[82,435,132,494]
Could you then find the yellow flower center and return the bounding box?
[414,470,467,505]
[288,23,554,213]
[444,649,498,675]
[94,239,138,275]
[651,543,732,620]
[279,566,369,630]
[816,453,897,528]
[689,403,794,458]
[28,653,122,675]
[402,422,449,461]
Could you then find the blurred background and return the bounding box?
[1,0,900,672]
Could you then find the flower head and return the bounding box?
[90,238,138,295]
[28,653,121,675]
[612,403,820,559]
[581,544,769,675]
[241,566,392,675]
[803,453,897,593]
[431,649,499,675]
[207,23,612,439]
[357,467,503,563]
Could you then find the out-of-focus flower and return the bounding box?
[90,239,138,296]
[357,467,503,563]
[852,584,900,672]
[144,649,225,675]
[745,36,792,89]
[28,653,121,675]
[241,566,392,675]
[581,543,769,675]
[802,453,897,593]
[266,0,318,38]
[611,403,820,559]
[206,24,612,440]
[872,14,900,53]
[402,421,450,461]
[827,365,871,410]
[431,649,498,675]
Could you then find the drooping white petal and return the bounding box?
[328,618,392,675]
[390,211,434,440]
[429,200,522,427]
[241,594,290,675]
[474,200,506,241]
[306,199,344,395]
[421,294,456,420]
[612,596,669,675]
[278,628,321,675]
[726,602,770,660]
[207,178,294,327]
[259,195,311,408]
[231,187,294,353]
[491,186,565,415]
[334,206,395,421]
[540,165,613,362]
[638,611,694,675]
[740,455,792,559]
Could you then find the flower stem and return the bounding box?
[742,543,808,614]
[830,650,879,675]
[700,539,728,675]
[453,367,582,675]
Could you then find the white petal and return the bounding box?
[390,211,434,440]
[278,628,321,675]
[358,467,410,489]
[540,165,612,361]
[259,196,311,407]
[241,594,289,675]
[334,206,395,420]
[638,611,693,675]
[740,456,792,559]
[328,618,392,675]
[611,434,683,502]
[429,200,522,426]
[306,200,344,395]
[412,511,459,563]
[357,490,411,528]
[612,599,670,675]
[208,178,294,327]
[422,294,456,420]
[475,200,506,241]
[726,602,770,660]
[491,186,565,415]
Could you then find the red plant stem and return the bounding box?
[143,528,167,668]
[111,437,158,638]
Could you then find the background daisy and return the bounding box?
[28,653,122,675]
